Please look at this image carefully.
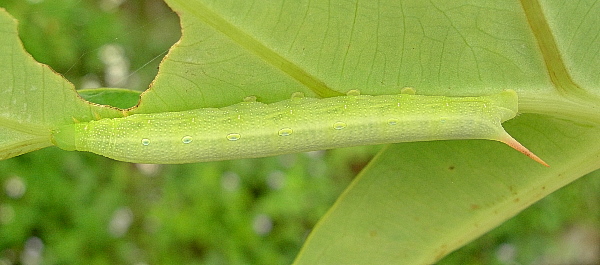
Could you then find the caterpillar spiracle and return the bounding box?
[51,89,548,166]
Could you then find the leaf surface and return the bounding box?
[0,0,598,263]
[0,9,123,160]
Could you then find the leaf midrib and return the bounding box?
[520,0,600,104]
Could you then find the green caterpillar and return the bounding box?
[51,89,548,166]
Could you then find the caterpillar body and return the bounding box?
[51,89,548,166]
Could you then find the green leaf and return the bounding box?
[0,0,599,264]
[132,0,600,262]
[0,8,124,160]
[78,88,141,109]
[295,115,600,264]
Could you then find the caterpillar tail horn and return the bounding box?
[499,133,549,167]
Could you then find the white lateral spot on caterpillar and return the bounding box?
[388,119,399,125]
[227,133,241,141]
[141,138,150,146]
[182,136,193,144]
[278,128,293,136]
[333,122,347,130]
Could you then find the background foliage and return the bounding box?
[0,0,598,264]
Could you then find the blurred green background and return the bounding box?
[0,0,598,264]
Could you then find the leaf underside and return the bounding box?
[0,0,599,264]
